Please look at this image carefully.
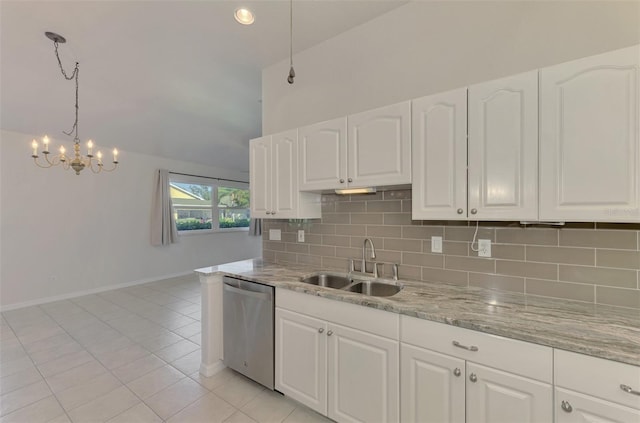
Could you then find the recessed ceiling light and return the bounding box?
[234,8,255,25]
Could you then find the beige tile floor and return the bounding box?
[0,275,332,423]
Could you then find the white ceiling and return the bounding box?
[0,0,406,172]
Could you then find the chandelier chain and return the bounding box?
[53,41,80,141]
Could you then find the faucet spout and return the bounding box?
[362,238,376,273]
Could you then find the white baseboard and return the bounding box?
[200,360,226,377]
[0,270,196,312]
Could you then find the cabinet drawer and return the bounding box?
[555,350,640,410]
[401,315,552,383]
[276,288,399,340]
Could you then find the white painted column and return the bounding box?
[199,272,226,376]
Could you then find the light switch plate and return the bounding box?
[478,239,492,257]
[298,230,305,242]
[269,229,281,241]
[431,236,443,253]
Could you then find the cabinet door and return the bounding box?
[271,129,299,218]
[412,88,468,220]
[555,388,640,423]
[468,71,538,221]
[275,308,327,415]
[348,101,412,188]
[327,323,399,423]
[299,118,347,191]
[540,44,640,222]
[466,362,552,423]
[249,136,272,218]
[400,344,465,423]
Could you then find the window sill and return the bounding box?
[178,227,250,236]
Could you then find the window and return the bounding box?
[169,175,250,233]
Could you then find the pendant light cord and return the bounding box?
[287,0,295,83]
[53,41,80,141]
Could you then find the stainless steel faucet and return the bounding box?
[362,238,376,274]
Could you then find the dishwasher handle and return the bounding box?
[223,282,272,301]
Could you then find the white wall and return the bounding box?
[263,1,640,133]
[0,130,261,309]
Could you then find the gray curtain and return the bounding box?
[151,169,179,246]
[249,218,262,236]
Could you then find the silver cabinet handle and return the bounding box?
[272,211,276,215]
[457,208,464,214]
[339,179,345,183]
[469,373,477,383]
[265,211,271,215]
[348,178,353,182]
[620,384,640,396]
[470,208,478,215]
[561,401,573,413]
[327,330,333,336]
[453,368,461,377]
[318,328,324,333]
[452,341,479,352]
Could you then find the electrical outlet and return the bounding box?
[478,239,492,257]
[269,229,281,241]
[431,236,443,253]
[297,230,305,242]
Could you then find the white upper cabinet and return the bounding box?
[299,102,412,191]
[412,72,538,221]
[298,118,348,191]
[271,130,299,217]
[412,88,468,220]
[249,130,321,219]
[540,44,640,222]
[249,135,271,217]
[348,101,412,188]
[468,70,539,221]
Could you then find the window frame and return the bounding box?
[169,174,250,235]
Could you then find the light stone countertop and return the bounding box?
[196,259,640,367]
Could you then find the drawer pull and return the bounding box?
[452,340,479,352]
[620,384,640,396]
[453,368,461,377]
[561,400,573,413]
[318,328,324,333]
[327,330,333,336]
[469,373,477,383]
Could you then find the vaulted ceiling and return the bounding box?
[0,0,406,172]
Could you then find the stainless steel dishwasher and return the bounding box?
[222,276,274,390]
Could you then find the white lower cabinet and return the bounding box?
[275,308,327,414]
[328,324,399,423]
[275,289,400,423]
[401,344,465,423]
[275,291,638,423]
[400,315,552,423]
[554,349,640,422]
[555,388,640,423]
[465,362,552,423]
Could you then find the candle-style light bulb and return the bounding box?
[43,135,50,153]
[97,151,103,165]
[113,148,118,163]
[60,145,65,155]
[87,140,93,156]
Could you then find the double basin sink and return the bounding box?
[300,271,403,297]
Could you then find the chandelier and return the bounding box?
[31,32,118,175]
